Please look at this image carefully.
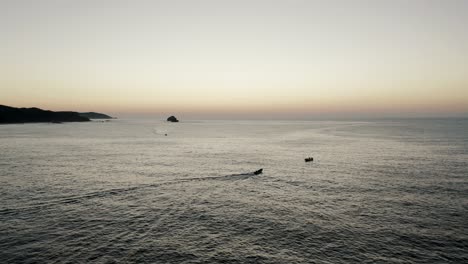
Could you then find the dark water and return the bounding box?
[1,119,467,263]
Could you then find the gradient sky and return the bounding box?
[1,0,467,119]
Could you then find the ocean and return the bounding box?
[1,119,467,263]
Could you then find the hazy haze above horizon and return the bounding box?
[1,0,467,119]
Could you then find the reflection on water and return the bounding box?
[1,119,467,263]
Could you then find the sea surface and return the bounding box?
[1,119,467,263]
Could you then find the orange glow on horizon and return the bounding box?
[1,1,468,119]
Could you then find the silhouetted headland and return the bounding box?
[79,112,114,119]
[167,116,179,122]
[0,105,90,124]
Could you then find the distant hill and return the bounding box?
[0,105,90,124]
[79,112,113,119]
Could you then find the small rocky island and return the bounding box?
[0,105,111,124]
[167,116,179,122]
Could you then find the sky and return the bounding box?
[1,0,467,119]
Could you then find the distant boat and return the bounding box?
[254,169,263,175]
[305,157,313,162]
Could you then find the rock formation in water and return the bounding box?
[167,116,179,122]
[79,112,113,119]
[0,105,90,124]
